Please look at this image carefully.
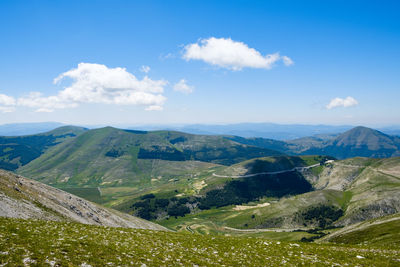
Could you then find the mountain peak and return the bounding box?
[327,126,399,157]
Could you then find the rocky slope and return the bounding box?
[0,169,166,230]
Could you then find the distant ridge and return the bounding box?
[0,122,65,136]
[230,126,400,159]
[0,126,88,171]
[303,126,400,159]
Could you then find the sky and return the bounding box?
[0,0,399,126]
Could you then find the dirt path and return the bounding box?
[223,226,307,233]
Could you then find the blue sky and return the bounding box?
[0,0,399,126]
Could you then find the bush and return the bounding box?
[155,198,170,208]
[198,172,312,209]
[295,205,343,228]
[167,204,190,217]
[140,193,156,200]
[136,208,152,220]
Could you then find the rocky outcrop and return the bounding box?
[0,170,167,231]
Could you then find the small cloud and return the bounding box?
[282,56,294,66]
[326,96,358,109]
[182,37,293,70]
[35,108,54,113]
[173,79,194,94]
[140,65,151,73]
[159,53,175,60]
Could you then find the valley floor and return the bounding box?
[0,217,399,266]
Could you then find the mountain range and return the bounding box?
[229,126,400,159]
[0,123,399,243]
[2,122,400,140]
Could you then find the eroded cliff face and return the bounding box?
[0,170,167,231]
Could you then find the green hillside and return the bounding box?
[322,213,400,248]
[0,126,87,171]
[1,217,398,266]
[17,127,282,204]
[118,156,400,240]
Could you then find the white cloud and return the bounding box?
[17,92,78,112]
[173,79,194,94]
[182,37,293,70]
[140,65,151,73]
[7,63,168,112]
[326,96,358,109]
[282,56,294,66]
[0,93,16,113]
[0,94,16,106]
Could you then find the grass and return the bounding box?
[327,215,400,249]
[0,217,399,266]
[335,191,353,210]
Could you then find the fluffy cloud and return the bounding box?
[6,63,168,112]
[183,37,293,70]
[173,79,194,94]
[0,94,16,113]
[0,94,16,106]
[326,96,358,109]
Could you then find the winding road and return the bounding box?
[212,161,333,179]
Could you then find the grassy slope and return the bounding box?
[154,157,400,239]
[18,127,282,205]
[0,126,87,171]
[322,213,400,249]
[112,155,325,216]
[158,190,343,234]
[0,217,399,266]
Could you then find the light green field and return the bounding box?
[0,217,399,266]
[322,213,400,248]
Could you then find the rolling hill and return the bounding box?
[0,169,166,230]
[0,126,87,171]
[17,127,282,203]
